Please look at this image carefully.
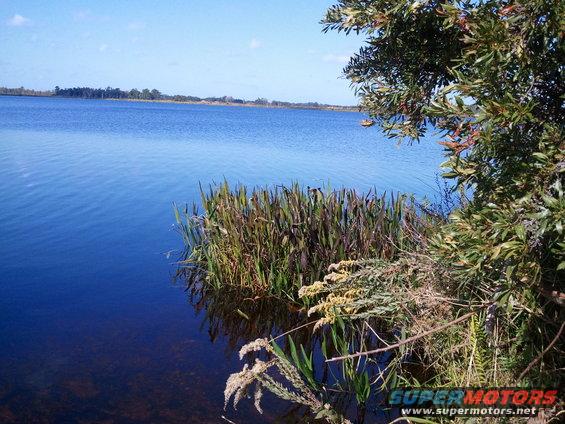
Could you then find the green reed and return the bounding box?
[175,182,432,302]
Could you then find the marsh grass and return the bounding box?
[175,182,434,302]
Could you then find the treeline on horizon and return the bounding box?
[0,86,355,110]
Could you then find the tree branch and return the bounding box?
[518,321,565,381]
[326,310,477,362]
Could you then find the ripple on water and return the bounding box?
[0,96,444,422]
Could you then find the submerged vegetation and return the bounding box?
[176,0,564,422]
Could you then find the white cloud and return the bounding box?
[249,38,262,49]
[7,14,31,27]
[127,21,145,30]
[99,43,108,52]
[322,53,350,64]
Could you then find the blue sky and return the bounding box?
[0,1,364,105]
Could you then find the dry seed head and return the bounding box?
[239,337,270,359]
[298,280,326,298]
[253,383,263,414]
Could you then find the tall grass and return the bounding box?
[175,182,434,302]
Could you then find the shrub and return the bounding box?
[322,0,564,385]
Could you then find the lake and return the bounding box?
[0,96,444,423]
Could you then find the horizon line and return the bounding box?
[0,84,358,108]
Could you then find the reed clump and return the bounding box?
[176,182,434,302]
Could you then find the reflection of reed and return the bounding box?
[177,268,395,423]
[184,274,313,352]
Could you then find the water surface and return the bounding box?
[0,96,444,422]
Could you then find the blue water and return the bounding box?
[0,96,444,422]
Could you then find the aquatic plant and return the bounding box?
[225,317,386,424]
[225,337,351,424]
[175,182,434,302]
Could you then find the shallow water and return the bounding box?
[0,96,444,423]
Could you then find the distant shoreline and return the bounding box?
[0,86,359,113]
[104,97,359,112]
[0,93,358,112]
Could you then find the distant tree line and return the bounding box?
[0,86,355,110]
[0,86,52,97]
[53,86,163,100]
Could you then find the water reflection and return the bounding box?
[189,285,308,351]
[179,267,397,424]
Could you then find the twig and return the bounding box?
[269,320,317,342]
[518,321,565,381]
[547,410,565,423]
[326,310,477,362]
[364,321,391,347]
[539,288,565,307]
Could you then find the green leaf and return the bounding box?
[288,336,301,370]
[235,309,250,320]
[515,224,526,241]
[270,340,285,360]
